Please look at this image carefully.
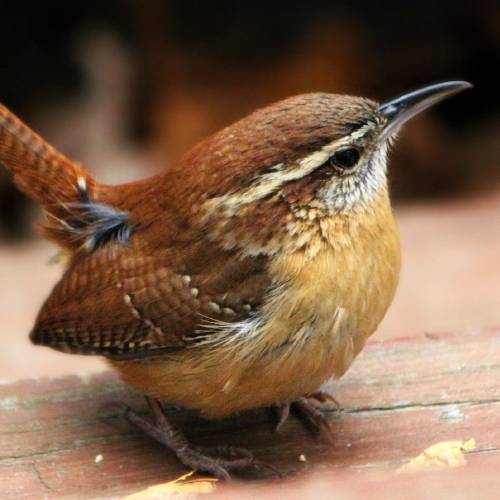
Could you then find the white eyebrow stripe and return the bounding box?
[204,123,374,214]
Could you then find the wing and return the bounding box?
[31,239,270,359]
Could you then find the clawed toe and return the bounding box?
[273,404,291,433]
[119,397,276,479]
[306,391,342,412]
[272,391,340,442]
[188,445,280,479]
[293,397,335,442]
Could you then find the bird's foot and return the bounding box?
[119,397,275,479]
[173,444,278,480]
[274,391,340,442]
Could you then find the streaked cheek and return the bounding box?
[319,155,388,212]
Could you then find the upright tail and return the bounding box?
[0,102,132,252]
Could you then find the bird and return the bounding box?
[0,81,471,478]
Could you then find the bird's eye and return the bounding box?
[330,148,360,170]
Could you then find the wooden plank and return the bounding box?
[0,329,499,498]
[214,458,500,500]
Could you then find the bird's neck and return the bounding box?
[196,184,393,261]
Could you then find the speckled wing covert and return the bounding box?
[30,241,270,359]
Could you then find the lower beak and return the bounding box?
[379,81,472,138]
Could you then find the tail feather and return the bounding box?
[0,102,133,252]
[0,103,95,206]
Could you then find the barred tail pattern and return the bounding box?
[0,102,100,250]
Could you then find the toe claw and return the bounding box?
[118,397,278,479]
[306,391,342,412]
[274,404,291,433]
[177,448,232,480]
[291,394,337,442]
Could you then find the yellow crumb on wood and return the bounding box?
[125,471,218,499]
[397,439,476,473]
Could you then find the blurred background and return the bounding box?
[0,0,499,379]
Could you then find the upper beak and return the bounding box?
[379,81,473,138]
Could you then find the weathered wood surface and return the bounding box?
[1,329,499,498]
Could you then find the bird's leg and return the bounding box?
[121,397,274,479]
[274,391,341,442]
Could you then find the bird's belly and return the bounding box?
[113,219,400,418]
[114,325,351,418]
[114,294,379,418]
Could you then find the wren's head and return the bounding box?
[177,82,471,254]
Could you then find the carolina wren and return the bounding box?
[0,81,471,478]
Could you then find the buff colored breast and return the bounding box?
[113,192,400,418]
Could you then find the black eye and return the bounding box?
[330,148,360,170]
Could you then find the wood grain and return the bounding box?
[1,329,499,498]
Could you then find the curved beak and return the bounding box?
[379,81,473,138]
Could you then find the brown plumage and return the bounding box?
[0,103,97,249]
[0,81,471,477]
